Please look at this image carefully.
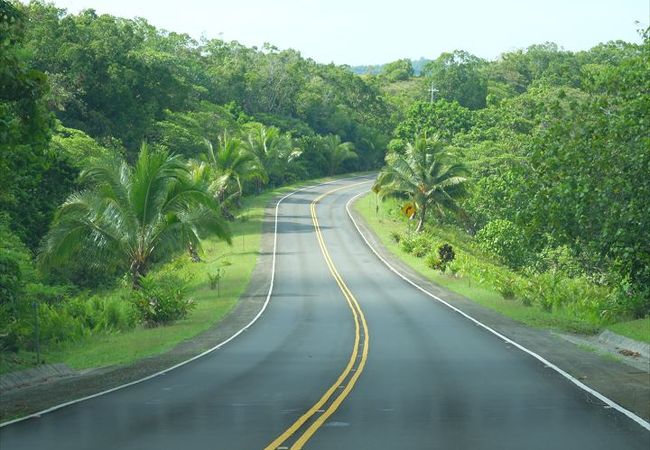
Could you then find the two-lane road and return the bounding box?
[1,176,648,449]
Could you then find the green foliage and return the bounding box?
[394,100,473,143]
[244,124,303,188]
[380,59,414,82]
[423,50,487,109]
[131,273,195,326]
[39,144,232,286]
[438,244,455,269]
[321,134,357,176]
[425,252,442,271]
[0,219,33,311]
[475,219,530,269]
[374,134,469,232]
[494,273,517,300]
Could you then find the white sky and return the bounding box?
[35,0,649,65]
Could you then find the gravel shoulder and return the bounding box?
[348,205,650,422]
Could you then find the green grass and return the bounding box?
[1,177,346,375]
[607,318,650,344]
[353,192,602,336]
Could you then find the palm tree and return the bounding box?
[323,134,357,175]
[373,134,468,232]
[40,143,231,287]
[202,132,259,209]
[245,124,302,189]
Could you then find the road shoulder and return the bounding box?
[348,204,650,422]
[0,199,278,423]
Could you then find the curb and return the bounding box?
[599,330,650,359]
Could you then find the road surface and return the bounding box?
[1,176,648,449]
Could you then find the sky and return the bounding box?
[38,0,649,65]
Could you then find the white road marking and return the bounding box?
[345,188,650,432]
[0,177,356,428]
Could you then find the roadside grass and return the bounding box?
[353,192,608,336]
[1,177,341,375]
[607,318,650,344]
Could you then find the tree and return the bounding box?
[374,135,468,232]
[381,58,414,82]
[39,144,231,287]
[244,124,302,188]
[322,135,357,175]
[393,100,473,143]
[423,50,487,109]
[201,132,259,210]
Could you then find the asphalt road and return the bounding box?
[1,176,648,449]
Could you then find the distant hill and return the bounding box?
[349,57,431,76]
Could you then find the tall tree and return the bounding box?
[374,134,468,232]
[423,50,487,110]
[40,144,231,287]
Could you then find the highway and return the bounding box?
[1,176,648,449]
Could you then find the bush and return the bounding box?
[533,244,584,277]
[475,219,530,269]
[425,252,443,270]
[603,277,650,320]
[131,273,195,326]
[412,244,428,258]
[389,231,401,243]
[399,235,416,253]
[438,244,455,269]
[494,273,517,300]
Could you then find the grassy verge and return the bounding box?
[354,192,648,339]
[607,318,650,344]
[1,177,341,375]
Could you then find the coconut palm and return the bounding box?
[202,132,259,209]
[245,124,302,189]
[373,134,468,232]
[323,134,357,175]
[40,143,231,287]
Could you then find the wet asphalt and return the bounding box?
[0,176,648,449]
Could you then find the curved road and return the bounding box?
[1,176,648,449]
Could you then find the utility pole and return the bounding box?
[428,82,438,103]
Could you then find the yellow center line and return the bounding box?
[264,181,371,450]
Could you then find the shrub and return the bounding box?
[389,231,401,243]
[412,244,428,258]
[603,277,649,320]
[475,219,529,269]
[533,244,584,277]
[131,273,195,326]
[494,273,517,300]
[425,252,442,270]
[438,244,455,269]
[399,235,416,253]
[208,269,224,291]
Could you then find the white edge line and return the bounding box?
[345,188,650,432]
[0,177,353,428]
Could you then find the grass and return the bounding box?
[1,177,342,375]
[353,192,604,336]
[607,318,650,344]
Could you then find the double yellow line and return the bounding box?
[264,182,370,450]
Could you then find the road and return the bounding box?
[1,176,648,449]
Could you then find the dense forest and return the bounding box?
[1,0,648,358]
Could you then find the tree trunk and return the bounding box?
[130,260,147,289]
[415,204,427,233]
[188,242,201,262]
